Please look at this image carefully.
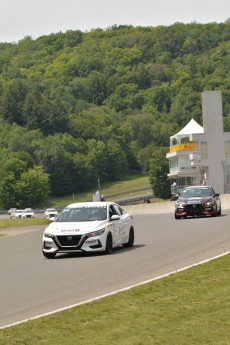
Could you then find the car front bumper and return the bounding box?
[175,203,216,217]
[42,233,107,254]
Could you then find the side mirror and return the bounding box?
[110,215,120,221]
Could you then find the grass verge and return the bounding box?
[47,174,152,207]
[0,218,50,228]
[1,254,230,344]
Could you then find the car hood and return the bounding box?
[44,220,108,235]
[177,196,212,204]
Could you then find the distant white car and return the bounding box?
[21,208,35,218]
[42,202,134,258]
[44,208,58,219]
[11,209,23,219]
[8,208,17,217]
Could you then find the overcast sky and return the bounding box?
[1,0,230,43]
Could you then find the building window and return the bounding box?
[225,141,230,158]
[200,142,208,159]
[178,157,190,169]
[181,136,190,143]
[169,157,178,169]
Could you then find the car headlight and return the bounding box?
[44,232,55,239]
[204,201,214,207]
[176,202,186,208]
[87,228,105,238]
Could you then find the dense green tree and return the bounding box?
[105,83,139,111]
[14,166,50,207]
[0,174,19,209]
[73,153,94,190]
[106,139,129,180]
[124,113,155,149]
[34,136,75,196]
[87,139,108,181]
[0,160,49,208]
[137,144,156,174]
[1,79,28,125]
[0,22,229,201]
[149,147,171,199]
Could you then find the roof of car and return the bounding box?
[66,202,116,208]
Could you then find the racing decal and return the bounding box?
[61,229,80,232]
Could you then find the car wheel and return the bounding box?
[104,232,113,254]
[123,227,134,247]
[43,250,56,259]
[211,206,218,217]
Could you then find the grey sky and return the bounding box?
[1,0,230,43]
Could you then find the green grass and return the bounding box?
[1,254,230,344]
[0,218,50,228]
[47,174,152,207]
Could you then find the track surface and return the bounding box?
[0,212,230,328]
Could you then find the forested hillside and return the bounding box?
[0,22,230,207]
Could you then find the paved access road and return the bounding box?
[0,211,230,328]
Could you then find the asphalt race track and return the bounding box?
[0,211,230,328]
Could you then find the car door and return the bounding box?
[111,204,129,245]
[109,205,122,245]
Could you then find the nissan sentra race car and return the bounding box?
[42,201,134,258]
[175,185,221,219]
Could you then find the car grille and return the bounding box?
[56,235,82,247]
[186,204,203,215]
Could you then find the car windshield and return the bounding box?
[181,187,213,198]
[55,206,107,222]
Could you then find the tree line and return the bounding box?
[0,22,230,208]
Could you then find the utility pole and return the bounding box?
[98,179,101,199]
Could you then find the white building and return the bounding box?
[166,91,230,194]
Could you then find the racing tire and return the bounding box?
[123,227,134,247]
[104,232,113,254]
[43,251,56,259]
[211,210,217,217]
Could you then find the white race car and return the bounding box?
[21,208,35,218]
[44,208,58,219]
[42,202,134,258]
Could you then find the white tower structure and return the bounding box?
[166,91,230,194]
[202,91,225,193]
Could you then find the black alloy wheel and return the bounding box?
[123,227,134,247]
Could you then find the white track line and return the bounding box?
[1,251,230,329]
